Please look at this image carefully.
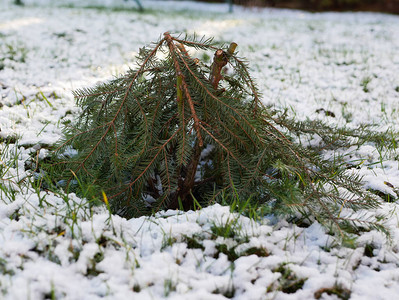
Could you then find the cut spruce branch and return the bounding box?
[47,32,393,236]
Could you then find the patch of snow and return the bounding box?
[1,1,399,299]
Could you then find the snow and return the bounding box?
[1,0,399,299]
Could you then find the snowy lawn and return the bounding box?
[1,1,399,299]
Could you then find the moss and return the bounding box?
[87,252,104,277]
[0,258,15,276]
[364,243,376,257]
[184,235,205,250]
[212,285,235,299]
[314,285,351,300]
[268,264,306,294]
[214,244,239,262]
[133,284,141,292]
[241,246,269,257]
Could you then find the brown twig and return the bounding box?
[164,32,204,147]
[210,49,228,90]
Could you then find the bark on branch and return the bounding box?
[209,42,237,90]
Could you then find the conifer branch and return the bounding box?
[46,33,390,237]
[110,128,181,200]
[164,32,203,147]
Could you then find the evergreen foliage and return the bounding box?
[50,32,389,235]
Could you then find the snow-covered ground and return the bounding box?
[1,1,399,299]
